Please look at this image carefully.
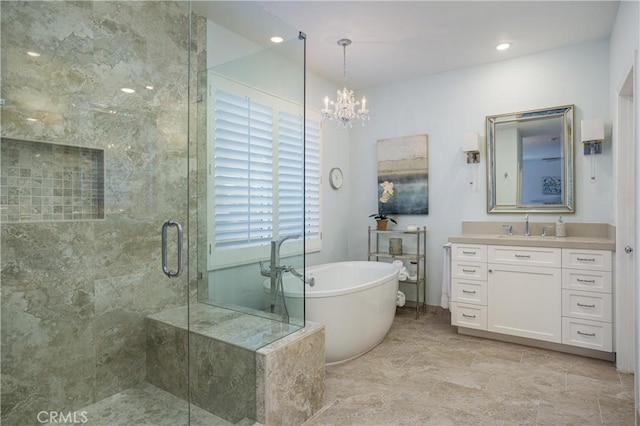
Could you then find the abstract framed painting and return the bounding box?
[377,134,428,215]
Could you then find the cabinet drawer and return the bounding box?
[562,317,612,352]
[562,289,612,322]
[451,243,487,262]
[562,269,612,293]
[488,245,561,268]
[451,279,487,305]
[451,302,487,330]
[562,249,612,271]
[451,261,487,281]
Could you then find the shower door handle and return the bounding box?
[161,219,183,278]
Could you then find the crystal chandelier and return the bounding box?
[321,39,369,129]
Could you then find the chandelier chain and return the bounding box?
[343,43,347,84]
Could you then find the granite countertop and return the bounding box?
[449,221,616,250]
[448,233,615,250]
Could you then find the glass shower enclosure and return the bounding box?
[1,1,306,425]
[197,29,307,327]
[186,11,307,424]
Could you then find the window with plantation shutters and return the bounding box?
[212,89,274,251]
[208,75,322,269]
[278,111,304,238]
[304,118,321,248]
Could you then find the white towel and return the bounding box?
[441,243,452,309]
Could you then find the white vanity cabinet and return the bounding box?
[449,241,614,356]
[487,246,562,343]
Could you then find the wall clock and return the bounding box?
[329,167,344,189]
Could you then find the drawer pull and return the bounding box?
[462,289,477,294]
[462,313,476,319]
[515,254,531,259]
[462,268,476,274]
[576,278,596,284]
[577,257,596,262]
[462,251,477,255]
[577,330,596,338]
[577,303,596,308]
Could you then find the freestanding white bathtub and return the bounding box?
[264,261,399,365]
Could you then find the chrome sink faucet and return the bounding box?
[524,214,530,237]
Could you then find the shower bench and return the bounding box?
[145,303,325,425]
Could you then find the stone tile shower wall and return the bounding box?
[0,2,204,425]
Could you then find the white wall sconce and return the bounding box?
[581,117,604,180]
[463,132,481,163]
[581,117,604,155]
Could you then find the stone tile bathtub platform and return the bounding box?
[146,303,325,425]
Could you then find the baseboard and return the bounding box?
[458,327,615,362]
[425,305,451,316]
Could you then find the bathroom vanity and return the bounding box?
[448,222,615,360]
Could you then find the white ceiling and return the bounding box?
[192,1,620,90]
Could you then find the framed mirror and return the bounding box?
[487,105,574,213]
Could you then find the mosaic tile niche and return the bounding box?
[0,138,105,223]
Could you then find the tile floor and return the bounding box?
[73,307,634,425]
[305,307,635,425]
[74,383,234,426]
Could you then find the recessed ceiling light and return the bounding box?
[496,42,511,51]
[270,36,284,44]
[120,88,135,94]
[27,51,41,57]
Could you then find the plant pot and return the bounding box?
[376,219,389,231]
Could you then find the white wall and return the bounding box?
[207,21,305,105]
[206,20,262,68]
[346,39,612,305]
[306,77,351,266]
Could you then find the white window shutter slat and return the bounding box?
[209,79,322,266]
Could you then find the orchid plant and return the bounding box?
[369,181,397,224]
